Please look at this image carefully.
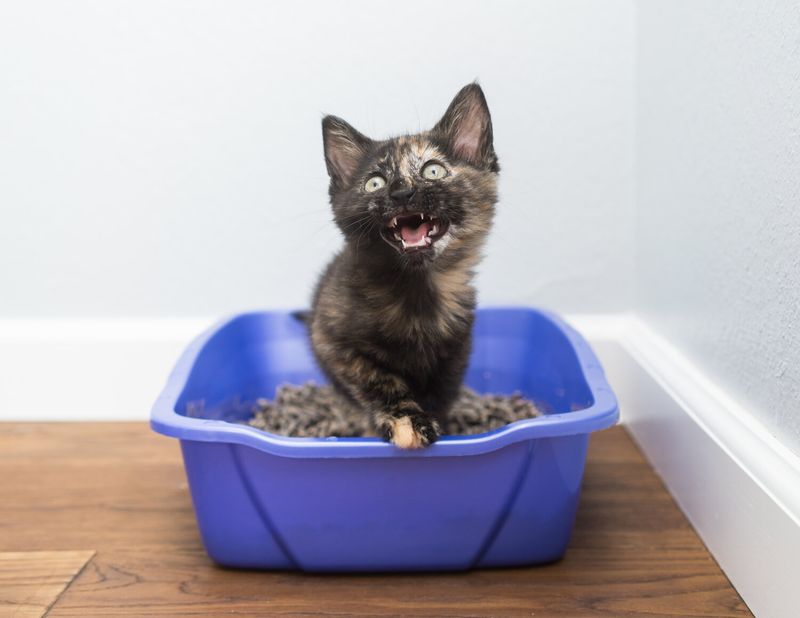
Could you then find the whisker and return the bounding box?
[352,219,376,258]
[340,215,377,233]
[341,218,372,232]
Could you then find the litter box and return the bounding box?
[150,307,618,571]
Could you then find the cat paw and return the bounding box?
[381,414,440,449]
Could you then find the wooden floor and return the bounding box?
[0,423,749,618]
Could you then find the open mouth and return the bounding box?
[381,212,450,252]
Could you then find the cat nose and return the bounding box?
[389,186,416,202]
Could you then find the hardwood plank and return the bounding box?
[0,424,196,552]
[46,540,748,617]
[0,551,94,618]
[0,423,750,617]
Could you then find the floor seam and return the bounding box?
[43,550,97,617]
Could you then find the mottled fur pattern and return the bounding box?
[309,83,499,448]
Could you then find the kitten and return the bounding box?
[308,83,499,449]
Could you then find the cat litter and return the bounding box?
[245,381,540,438]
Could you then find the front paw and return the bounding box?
[380,412,440,449]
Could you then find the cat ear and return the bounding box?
[322,115,372,188]
[433,83,496,169]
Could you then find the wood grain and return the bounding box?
[0,423,751,617]
[0,551,94,618]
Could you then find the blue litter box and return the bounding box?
[150,307,618,571]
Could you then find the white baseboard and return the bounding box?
[1,314,798,616]
[569,315,799,618]
[0,318,215,421]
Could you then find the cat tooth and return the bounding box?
[390,217,397,228]
[430,223,438,236]
[401,239,408,249]
[419,213,424,223]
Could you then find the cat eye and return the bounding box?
[421,162,447,180]
[364,175,386,192]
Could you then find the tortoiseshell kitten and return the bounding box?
[309,83,498,449]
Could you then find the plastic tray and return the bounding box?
[150,307,618,571]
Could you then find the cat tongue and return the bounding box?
[400,221,431,246]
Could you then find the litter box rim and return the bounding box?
[150,307,618,459]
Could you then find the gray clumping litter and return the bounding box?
[246,381,540,438]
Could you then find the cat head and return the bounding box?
[322,83,498,269]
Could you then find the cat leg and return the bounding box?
[325,351,440,448]
[417,341,472,429]
[374,400,440,449]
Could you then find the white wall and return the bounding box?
[0,0,634,317]
[635,1,800,456]
[3,1,797,458]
